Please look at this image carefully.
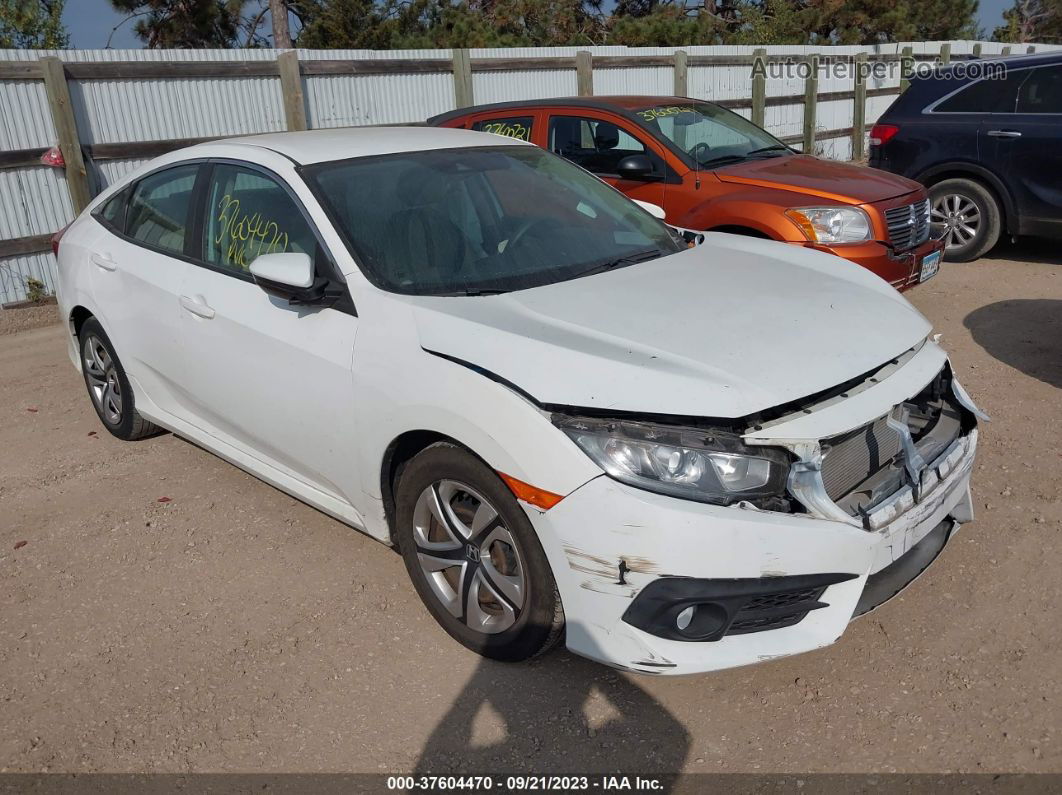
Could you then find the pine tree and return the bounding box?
[0,0,68,48]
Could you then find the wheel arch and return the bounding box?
[69,305,95,339]
[380,430,479,545]
[915,163,1017,235]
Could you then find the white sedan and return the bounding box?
[56,127,983,675]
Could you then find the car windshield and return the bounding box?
[634,102,790,169]
[303,145,682,296]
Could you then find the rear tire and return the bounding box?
[395,443,564,662]
[929,178,1001,263]
[79,317,160,441]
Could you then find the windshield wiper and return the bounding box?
[446,288,510,296]
[699,145,791,168]
[744,145,791,157]
[571,248,662,279]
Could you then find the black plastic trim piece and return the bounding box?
[622,572,858,642]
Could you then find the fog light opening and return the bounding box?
[676,605,695,631]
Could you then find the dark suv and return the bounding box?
[870,53,1062,261]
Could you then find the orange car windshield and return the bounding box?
[634,102,789,169]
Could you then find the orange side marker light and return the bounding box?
[497,472,564,510]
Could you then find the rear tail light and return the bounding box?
[51,224,69,257]
[869,124,900,147]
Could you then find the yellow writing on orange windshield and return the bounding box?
[636,106,695,123]
[215,195,289,269]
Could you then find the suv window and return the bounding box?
[126,165,200,256]
[549,115,650,175]
[472,116,533,141]
[203,164,318,275]
[1017,65,1062,114]
[933,70,1028,113]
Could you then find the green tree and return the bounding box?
[0,0,68,48]
[993,0,1062,43]
[109,0,254,47]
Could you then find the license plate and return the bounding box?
[919,250,942,282]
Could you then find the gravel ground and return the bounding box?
[1,243,1060,775]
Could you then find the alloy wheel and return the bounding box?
[83,335,123,425]
[931,193,981,252]
[412,479,526,634]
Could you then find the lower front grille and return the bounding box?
[885,198,931,250]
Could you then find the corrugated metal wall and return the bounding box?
[0,40,1055,305]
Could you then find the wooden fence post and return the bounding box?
[900,45,914,91]
[673,50,688,97]
[1027,45,1036,54]
[852,52,867,162]
[751,48,766,128]
[802,54,818,154]
[40,57,91,214]
[277,51,307,132]
[939,42,951,65]
[576,51,593,96]
[972,43,982,58]
[1002,46,1012,55]
[451,49,474,108]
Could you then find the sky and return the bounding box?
[64,0,1014,50]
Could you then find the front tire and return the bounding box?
[929,178,1001,262]
[395,443,564,662]
[79,317,160,441]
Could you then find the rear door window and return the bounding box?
[472,116,534,142]
[95,188,129,234]
[126,165,200,256]
[1016,65,1062,114]
[933,70,1029,113]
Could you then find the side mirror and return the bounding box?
[615,154,656,181]
[250,252,341,307]
[633,200,667,221]
[250,252,314,290]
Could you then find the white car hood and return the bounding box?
[408,233,932,419]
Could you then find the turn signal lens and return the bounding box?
[497,472,564,510]
[869,124,900,146]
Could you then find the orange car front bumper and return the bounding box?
[802,237,945,292]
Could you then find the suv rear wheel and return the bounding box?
[929,178,1001,262]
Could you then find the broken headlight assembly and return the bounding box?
[552,415,792,509]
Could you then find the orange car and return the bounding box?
[430,96,945,290]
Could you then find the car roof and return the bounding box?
[214,125,530,165]
[428,96,690,125]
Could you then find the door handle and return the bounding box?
[90,253,117,271]
[986,130,1022,138]
[179,295,215,319]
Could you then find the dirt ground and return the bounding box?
[1,242,1060,776]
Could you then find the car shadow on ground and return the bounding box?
[413,652,690,782]
[964,299,1062,389]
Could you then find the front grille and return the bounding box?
[820,416,903,500]
[885,198,931,251]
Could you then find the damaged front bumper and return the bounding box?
[528,342,980,675]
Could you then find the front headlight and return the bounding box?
[785,206,872,244]
[553,415,791,508]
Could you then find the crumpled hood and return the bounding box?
[715,154,923,204]
[408,234,932,419]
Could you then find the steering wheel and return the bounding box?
[504,217,554,251]
[688,142,711,163]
